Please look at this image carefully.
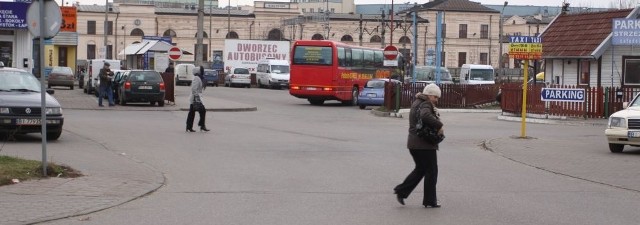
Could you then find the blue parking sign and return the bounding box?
[541,88,585,102]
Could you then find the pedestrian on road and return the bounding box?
[98,63,115,107]
[394,83,443,208]
[165,62,175,73]
[186,68,209,132]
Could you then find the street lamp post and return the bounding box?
[498,1,508,69]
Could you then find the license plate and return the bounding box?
[629,131,640,138]
[306,87,317,90]
[139,86,152,90]
[367,93,376,97]
[16,118,41,125]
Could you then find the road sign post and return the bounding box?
[383,45,398,67]
[168,47,182,61]
[509,36,543,138]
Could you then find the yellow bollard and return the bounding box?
[521,60,529,138]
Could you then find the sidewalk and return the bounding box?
[0,86,256,225]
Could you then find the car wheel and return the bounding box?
[158,100,165,107]
[120,94,127,106]
[343,87,359,106]
[83,87,87,93]
[308,99,324,105]
[150,101,156,106]
[46,130,62,141]
[609,143,624,153]
[359,105,366,109]
[70,85,74,90]
[47,84,51,89]
[247,84,251,88]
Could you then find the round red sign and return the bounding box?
[168,47,182,61]
[383,45,398,60]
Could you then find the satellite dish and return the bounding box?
[27,1,62,39]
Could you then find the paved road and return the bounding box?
[1,85,639,225]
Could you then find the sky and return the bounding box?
[49,0,616,8]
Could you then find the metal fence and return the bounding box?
[384,82,500,110]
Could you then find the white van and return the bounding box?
[406,66,454,84]
[175,63,196,86]
[84,59,121,94]
[459,64,495,84]
[256,58,290,89]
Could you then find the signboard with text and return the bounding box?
[508,36,542,60]
[541,88,585,102]
[612,19,640,45]
[0,2,29,29]
[60,6,77,32]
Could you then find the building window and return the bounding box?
[331,8,335,13]
[130,28,144,36]
[310,8,314,13]
[87,44,96,59]
[106,21,113,35]
[302,8,306,12]
[399,36,411,44]
[458,52,466,67]
[163,29,177,37]
[88,21,96,34]
[438,24,446,38]
[623,57,640,85]
[106,45,113,59]
[370,35,381,42]
[579,60,590,85]
[480,25,488,39]
[459,24,467,38]
[194,32,208,38]
[480,53,488,65]
[341,35,353,42]
[311,33,324,40]
[226,31,239,39]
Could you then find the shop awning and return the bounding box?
[118,40,193,56]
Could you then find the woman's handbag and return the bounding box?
[414,104,445,144]
[193,95,205,111]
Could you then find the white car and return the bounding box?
[224,67,251,88]
[605,93,640,153]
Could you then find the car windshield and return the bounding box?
[0,70,42,92]
[51,67,73,75]
[414,67,452,81]
[204,71,217,76]
[365,80,386,88]
[270,65,290,73]
[128,71,162,82]
[470,69,495,81]
[234,68,249,74]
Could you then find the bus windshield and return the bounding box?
[470,69,494,81]
[293,46,333,65]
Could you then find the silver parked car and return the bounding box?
[47,66,75,90]
[224,67,251,88]
[0,62,64,140]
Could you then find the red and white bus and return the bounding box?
[289,40,399,105]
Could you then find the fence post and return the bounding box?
[395,83,401,113]
[604,87,609,117]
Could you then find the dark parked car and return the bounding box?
[47,66,74,90]
[0,62,64,140]
[203,69,219,87]
[117,70,165,106]
[111,70,130,104]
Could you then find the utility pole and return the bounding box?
[209,0,212,64]
[359,14,363,46]
[196,0,204,66]
[499,1,508,68]
[390,0,394,46]
[104,0,108,59]
[381,9,386,48]
[227,0,231,36]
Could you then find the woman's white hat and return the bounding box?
[422,83,441,98]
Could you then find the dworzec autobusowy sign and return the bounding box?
[508,36,542,60]
[612,19,640,45]
[540,88,586,102]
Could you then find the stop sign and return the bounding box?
[383,45,398,60]
[168,47,182,61]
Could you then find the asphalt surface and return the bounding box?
[0,86,614,225]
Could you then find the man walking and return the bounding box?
[98,62,115,107]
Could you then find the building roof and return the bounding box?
[78,5,120,13]
[541,9,634,58]
[77,4,250,16]
[407,0,499,14]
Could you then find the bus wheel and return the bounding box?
[308,99,324,105]
[343,87,359,106]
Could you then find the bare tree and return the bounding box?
[609,0,639,8]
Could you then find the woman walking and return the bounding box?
[186,67,210,132]
[394,83,443,208]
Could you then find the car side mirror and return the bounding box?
[46,89,55,95]
[623,102,629,109]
